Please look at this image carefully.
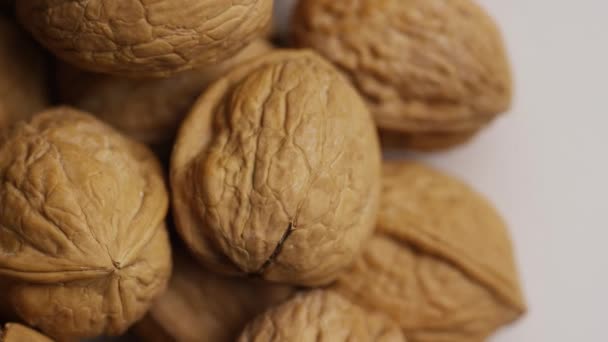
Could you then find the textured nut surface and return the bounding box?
[171,50,381,286]
[292,0,512,144]
[238,291,406,342]
[0,323,53,342]
[56,40,273,145]
[0,17,49,129]
[0,107,172,340]
[332,161,526,342]
[17,0,273,77]
[135,252,294,342]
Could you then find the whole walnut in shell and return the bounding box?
[135,252,294,342]
[0,323,52,342]
[332,161,526,342]
[0,17,48,129]
[17,0,274,77]
[238,291,406,342]
[171,50,382,286]
[292,0,512,150]
[56,40,273,146]
[0,107,172,340]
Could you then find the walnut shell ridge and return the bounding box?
[17,0,274,77]
[171,50,382,286]
[0,107,172,340]
[332,161,526,342]
[292,0,512,149]
[0,323,52,342]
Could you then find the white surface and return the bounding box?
[277,1,606,341]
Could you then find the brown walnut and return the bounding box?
[332,161,527,342]
[17,0,274,77]
[0,107,172,340]
[292,0,512,150]
[0,17,49,129]
[238,291,407,342]
[56,40,273,146]
[171,50,382,286]
[0,323,52,342]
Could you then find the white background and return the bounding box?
[275,1,607,341]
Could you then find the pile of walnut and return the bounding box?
[0,1,525,341]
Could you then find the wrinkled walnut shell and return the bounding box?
[17,0,274,77]
[292,0,512,149]
[332,161,526,342]
[171,50,381,286]
[56,40,273,145]
[134,252,294,342]
[0,323,52,342]
[238,291,406,342]
[0,17,48,129]
[0,107,172,340]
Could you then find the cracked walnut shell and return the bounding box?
[171,50,382,286]
[292,0,512,149]
[0,107,172,340]
[0,323,52,342]
[17,0,274,77]
[332,161,526,342]
[238,291,407,342]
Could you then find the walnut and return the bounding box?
[134,252,294,342]
[0,17,48,129]
[0,323,52,342]
[238,291,407,342]
[56,40,273,146]
[17,0,274,77]
[171,50,381,286]
[292,0,512,149]
[0,107,172,340]
[331,161,526,342]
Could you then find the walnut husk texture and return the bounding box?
[0,323,53,342]
[0,17,49,129]
[17,0,274,77]
[134,252,294,342]
[332,161,526,342]
[292,0,512,148]
[238,291,407,342]
[171,50,382,286]
[56,40,273,145]
[0,107,172,340]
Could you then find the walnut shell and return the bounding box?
[171,50,381,286]
[238,291,406,342]
[56,40,273,145]
[0,323,52,342]
[332,161,526,342]
[17,0,274,77]
[0,17,48,128]
[292,0,512,149]
[0,107,172,340]
[134,252,294,342]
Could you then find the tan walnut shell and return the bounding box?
[56,40,273,146]
[134,252,294,342]
[331,161,526,342]
[0,323,53,342]
[17,0,274,77]
[171,50,382,286]
[0,17,49,129]
[292,0,512,150]
[0,107,172,340]
[238,290,407,342]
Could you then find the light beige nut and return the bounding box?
[0,323,53,342]
[17,0,274,77]
[292,0,512,149]
[171,50,381,286]
[0,107,172,340]
[238,290,407,342]
[134,252,294,342]
[0,17,48,129]
[332,161,527,342]
[56,40,273,145]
